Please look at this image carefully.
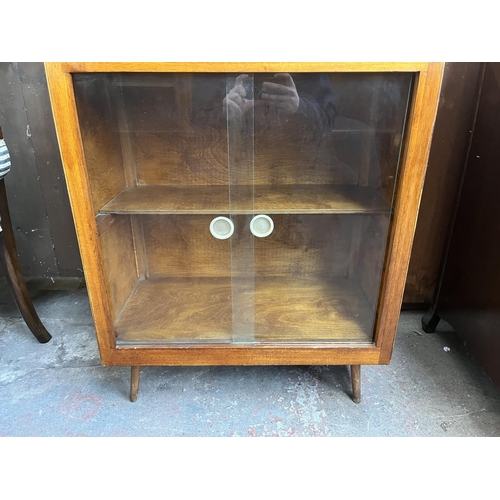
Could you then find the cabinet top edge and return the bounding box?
[47,62,432,73]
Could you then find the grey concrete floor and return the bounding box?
[1,279,500,437]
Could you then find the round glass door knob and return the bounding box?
[250,215,274,238]
[210,216,234,239]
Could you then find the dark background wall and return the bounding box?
[0,62,484,307]
[0,62,83,279]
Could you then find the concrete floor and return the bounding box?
[1,279,499,437]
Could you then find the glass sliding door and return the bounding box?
[72,71,413,346]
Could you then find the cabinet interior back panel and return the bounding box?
[114,73,411,189]
[142,215,231,278]
[122,77,230,187]
[141,214,355,279]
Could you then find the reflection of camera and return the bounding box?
[258,76,283,98]
[242,79,254,100]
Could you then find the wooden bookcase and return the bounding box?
[45,63,443,402]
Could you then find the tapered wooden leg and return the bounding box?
[130,366,141,402]
[351,365,361,404]
[0,179,51,344]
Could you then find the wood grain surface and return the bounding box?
[253,276,374,341]
[97,214,138,320]
[61,62,428,73]
[141,213,360,279]
[142,215,231,278]
[132,130,229,186]
[374,63,444,362]
[115,277,233,342]
[131,129,359,188]
[109,344,381,367]
[252,214,353,278]
[115,276,374,344]
[100,184,390,215]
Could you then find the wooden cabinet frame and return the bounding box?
[45,62,443,401]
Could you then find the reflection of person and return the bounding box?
[223,72,337,133]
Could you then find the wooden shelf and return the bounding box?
[100,184,390,215]
[254,185,389,214]
[115,276,375,345]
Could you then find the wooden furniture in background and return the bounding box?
[46,63,443,402]
[423,63,500,388]
[403,63,483,307]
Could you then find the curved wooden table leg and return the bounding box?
[351,365,361,404]
[0,178,51,344]
[130,366,141,402]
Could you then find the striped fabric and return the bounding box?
[0,139,12,179]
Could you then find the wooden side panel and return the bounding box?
[404,62,483,306]
[130,216,148,279]
[45,63,117,354]
[72,74,126,213]
[97,214,138,320]
[375,63,444,363]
